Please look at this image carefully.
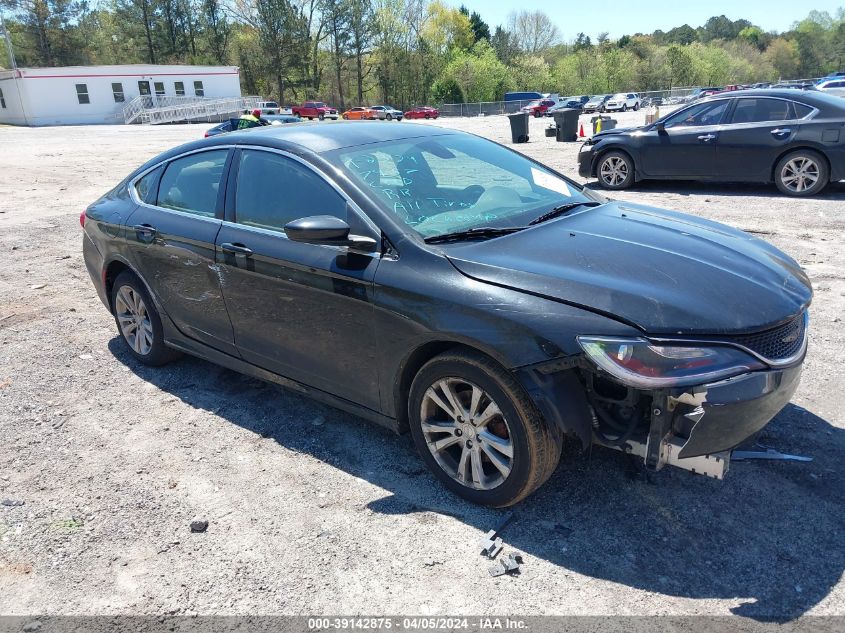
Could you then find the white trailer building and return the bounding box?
[0,64,241,126]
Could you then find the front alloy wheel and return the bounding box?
[409,350,561,506]
[420,378,514,491]
[597,151,634,190]
[775,150,828,196]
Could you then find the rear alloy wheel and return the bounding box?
[111,271,180,366]
[342,114,349,120]
[775,150,828,196]
[409,351,561,506]
[597,150,634,190]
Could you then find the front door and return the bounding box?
[215,148,381,409]
[639,99,730,178]
[124,148,238,356]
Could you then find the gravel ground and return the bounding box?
[0,113,843,620]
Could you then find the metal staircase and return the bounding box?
[122,95,262,125]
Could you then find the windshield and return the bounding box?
[328,134,593,239]
[265,102,279,108]
[611,93,626,100]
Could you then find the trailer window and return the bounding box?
[112,83,124,103]
[154,82,165,97]
[194,81,204,97]
[175,81,185,97]
[76,84,90,105]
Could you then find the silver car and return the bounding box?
[370,105,404,121]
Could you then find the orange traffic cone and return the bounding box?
[578,124,585,138]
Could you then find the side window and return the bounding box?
[154,82,165,97]
[138,81,151,96]
[792,102,813,118]
[112,83,124,103]
[194,81,204,97]
[234,150,346,232]
[135,166,162,204]
[157,150,229,217]
[174,81,185,96]
[664,100,728,128]
[729,98,792,124]
[76,83,90,105]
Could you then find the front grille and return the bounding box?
[730,312,807,362]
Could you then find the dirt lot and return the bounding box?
[0,112,843,620]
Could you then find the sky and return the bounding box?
[445,0,844,41]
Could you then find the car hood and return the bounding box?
[445,202,812,335]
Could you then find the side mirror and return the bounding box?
[284,215,378,252]
[655,121,666,134]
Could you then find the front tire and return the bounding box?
[110,271,180,366]
[318,113,325,121]
[622,104,628,112]
[408,350,561,507]
[596,150,635,190]
[774,150,828,196]
[386,113,393,121]
[633,102,639,111]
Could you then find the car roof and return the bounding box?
[208,121,455,154]
[698,88,845,109]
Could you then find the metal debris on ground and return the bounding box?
[732,448,812,462]
[478,511,514,559]
[2,499,25,507]
[190,518,209,532]
[489,553,523,577]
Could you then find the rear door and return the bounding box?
[715,97,803,181]
[215,148,382,409]
[638,99,730,178]
[124,148,238,356]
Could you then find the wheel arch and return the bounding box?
[393,340,515,433]
[103,257,165,316]
[771,145,832,184]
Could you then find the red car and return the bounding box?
[404,106,439,120]
[291,101,339,120]
[521,98,556,117]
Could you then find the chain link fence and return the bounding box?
[437,79,830,117]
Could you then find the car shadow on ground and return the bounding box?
[109,338,845,621]
[588,179,845,200]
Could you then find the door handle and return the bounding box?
[133,224,157,243]
[220,242,253,256]
[771,127,792,136]
[697,133,717,141]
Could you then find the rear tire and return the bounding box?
[596,150,634,190]
[110,271,181,367]
[408,350,561,507]
[774,149,829,196]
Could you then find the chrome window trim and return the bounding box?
[647,311,809,369]
[725,96,819,125]
[128,145,233,223]
[128,143,382,254]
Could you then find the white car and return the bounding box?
[604,93,641,112]
[370,105,404,120]
[816,79,845,97]
[257,101,281,115]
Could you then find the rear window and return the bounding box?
[729,98,793,124]
[157,150,229,217]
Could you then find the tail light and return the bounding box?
[204,132,210,138]
[80,211,86,228]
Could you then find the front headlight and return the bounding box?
[577,336,766,389]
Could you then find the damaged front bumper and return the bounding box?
[594,365,803,479]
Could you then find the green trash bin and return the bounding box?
[507,112,529,143]
[552,109,580,142]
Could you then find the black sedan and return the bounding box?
[82,122,811,506]
[578,89,845,196]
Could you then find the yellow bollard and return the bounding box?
[595,118,602,134]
